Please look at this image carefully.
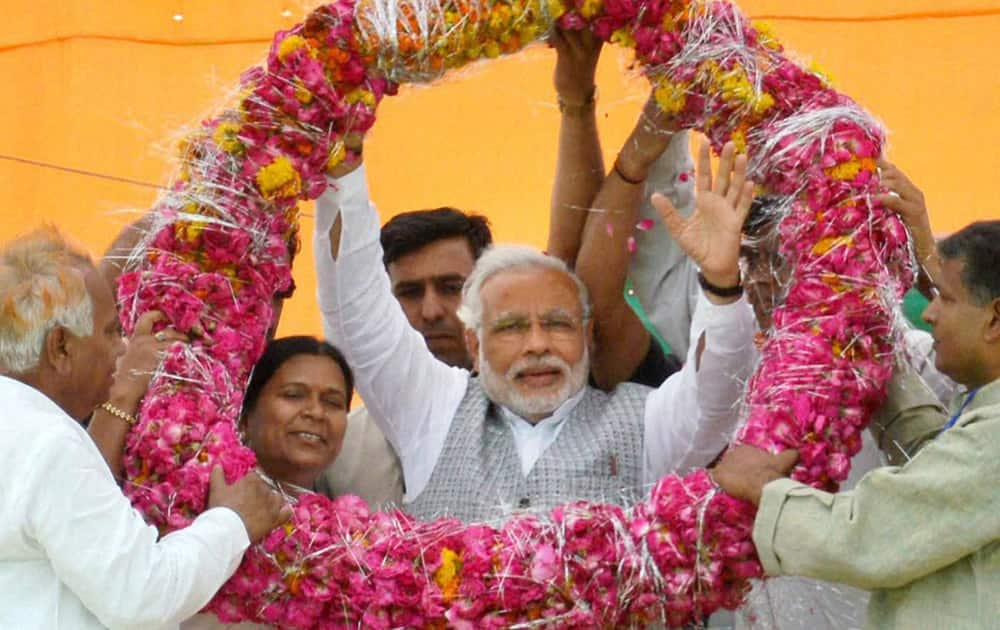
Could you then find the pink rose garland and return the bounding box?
[117,0,912,627]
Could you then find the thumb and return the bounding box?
[773,449,799,475]
[209,464,226,490]
[651,192,686,240]
[133,310,166,337]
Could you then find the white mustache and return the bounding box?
[506,355,570,380]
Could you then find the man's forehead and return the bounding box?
[387,237,475,282]
[480,267,581,312]
[935,257,968,297]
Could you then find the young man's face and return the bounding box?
[388,236,476,369]
[922,256,994,387]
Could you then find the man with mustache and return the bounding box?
[0,227,289,628]
[314,140,758,522]
[319,207,492,508]
[712,217,1000,628]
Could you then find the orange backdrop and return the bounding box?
[2,1,998,337]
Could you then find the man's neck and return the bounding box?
[14,369,77,421]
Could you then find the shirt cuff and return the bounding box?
[752,477,806,576]
[315,165,368,235]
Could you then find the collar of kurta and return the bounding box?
[952,377,1000,423]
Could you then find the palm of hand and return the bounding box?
[651,141,754,284]
[676,192,743,278]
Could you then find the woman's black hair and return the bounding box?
[243,335,354,414]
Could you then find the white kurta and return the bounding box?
[0,375,250,630]
[313,166,758,505]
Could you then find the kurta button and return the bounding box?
[518,497,530,509]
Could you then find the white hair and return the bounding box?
[456,244,592,331]
[0,227,94,374]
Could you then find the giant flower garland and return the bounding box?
[117,0,913,627]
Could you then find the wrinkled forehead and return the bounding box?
[479,266,582,319]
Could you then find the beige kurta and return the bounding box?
[317,405,405,510]
[753,378,1000,629]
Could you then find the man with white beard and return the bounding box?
[314,141,757,522]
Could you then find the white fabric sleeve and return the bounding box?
[24,429,249,630]
[313,167,468,500]
[642,292,757,482]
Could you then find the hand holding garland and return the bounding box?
[876,159,939,300]
[712,446,800,506]
[88,310,187,480]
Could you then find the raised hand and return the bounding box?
[876,159,935,263]
[651,141,755,296]
[551,28,602,108]
[327,132,365,179]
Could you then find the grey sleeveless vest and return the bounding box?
[405,377,651,523]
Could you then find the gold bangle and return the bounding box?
[100,401,137,427]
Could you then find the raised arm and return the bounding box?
[575,98,680,389]
[877,160,938,300]
[546,28,604,266]
[642,142,759,479]
[868,359,947,465]
[97,212,154,293]
[313,158,468,498]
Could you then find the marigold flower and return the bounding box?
[255,156,302,200]
[212,121,244,154]
[277,34,309,62]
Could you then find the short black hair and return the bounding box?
[380,207,493,268]
[243,335,354,414]
[938,220,1000,305]
[742,195,786,237]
